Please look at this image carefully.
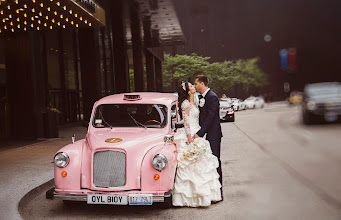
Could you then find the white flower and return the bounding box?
[199,98,205,107]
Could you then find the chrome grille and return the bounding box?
[93,150,126,188]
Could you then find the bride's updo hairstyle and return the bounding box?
[178,81,190,120]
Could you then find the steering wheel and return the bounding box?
[144,120,161,125]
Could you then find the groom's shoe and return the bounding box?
[211,196,223,204]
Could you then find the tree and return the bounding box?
[162,54,268,93]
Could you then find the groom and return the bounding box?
[193,75,223,200]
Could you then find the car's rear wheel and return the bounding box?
[161,195,173,208]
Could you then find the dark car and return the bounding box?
[302,82,341,124]
[219,101,235,122]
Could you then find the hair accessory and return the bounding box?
[181,82,186,91]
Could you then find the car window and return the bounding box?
[171,104,177,129]
[93,104,168,128]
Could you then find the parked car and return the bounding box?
[302,82,341,124]
[232,98,246,111]
[287,91,303,104]
[219,101,235,122]
[46,93,181,207]
[244,96,265,109]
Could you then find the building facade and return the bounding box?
[0,0,184,139]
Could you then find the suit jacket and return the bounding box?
[197,90,223,140]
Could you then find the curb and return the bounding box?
[18,179,54,215]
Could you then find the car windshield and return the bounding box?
[219,102,230,108]
[93,104,168,128]
[245,97,255,101]
[306,85,341,97]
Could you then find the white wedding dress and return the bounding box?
[172,99,222,207]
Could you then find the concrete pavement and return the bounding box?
[0,125,87,220]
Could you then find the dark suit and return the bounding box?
[197,89,223,188]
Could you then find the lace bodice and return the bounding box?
[181,100,201,136]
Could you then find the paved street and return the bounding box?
[3,103,341,220]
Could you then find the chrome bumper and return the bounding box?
[46,188,171,203]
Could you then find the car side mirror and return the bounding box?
[175,121,184,129]
[174,121,184,132]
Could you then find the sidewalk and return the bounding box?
[0,125,87,220]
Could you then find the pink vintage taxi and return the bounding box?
[46,93,180,206]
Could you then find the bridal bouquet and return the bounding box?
[177,138,209,168]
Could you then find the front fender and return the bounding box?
[140,143,177,191]
[54,140,84,190]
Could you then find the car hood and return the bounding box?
[86,128,167,151]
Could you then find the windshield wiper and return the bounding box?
[128,113,147,130]
[99,110,113,129]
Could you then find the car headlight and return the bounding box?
[152,154,168,171]
[54,152,69,168]
[306,101,317,111]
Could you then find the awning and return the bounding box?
[0,0,105,34]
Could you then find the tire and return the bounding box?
[162,195,173,208]
[302,111,312,125]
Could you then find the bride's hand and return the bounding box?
[187,134,193,143]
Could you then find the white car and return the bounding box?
[232,99,246,111]
[244,96,265,109]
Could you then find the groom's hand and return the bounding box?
[192,134,199,139]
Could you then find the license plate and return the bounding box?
[87,194,128,205]
[324,111,338,122]
[129,194,153,205]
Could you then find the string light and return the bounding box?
[52,19,55,23]
[54,11,57,15]
[7,5,10,10]
[47,7,50,11]
[38,20,41,24]
[24,27,27,31]
[31,17,34,21]
[32,0,36,3]
[24,21,27,25]
[60,14,63,19]
[11,28,14,32]
[24,13,27,17]
[24,4,27,8]
[45,15,48,20]
[39,11,42,16]
[76,24,78,28]
[44,23,47,27]
[2,19,5,23]
[71,21,74,25]
[74,14,78,18]
[17,17,20,22]
[56,2,60,6]
[40,3,43,7]
[69,10,72,14]
[17,24,20,28]
[8,14,12,18]
[79,17,83,21]
[50,25,53,29]
[63,25,65,29]
[32,8,35,13]
[63,6,66,10]
[89,23,92,26]
[10,21,13,26]
[0,10,3,15]
[57,22,60,26]
[31,24,34,27]
[16,9,19,14]
[4,26,7,30]
[65,17,68,22]
[84,20,87,24]
[15,0,19,4]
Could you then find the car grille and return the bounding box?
[93,150,126,188]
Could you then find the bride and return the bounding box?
[172,81,222,207]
